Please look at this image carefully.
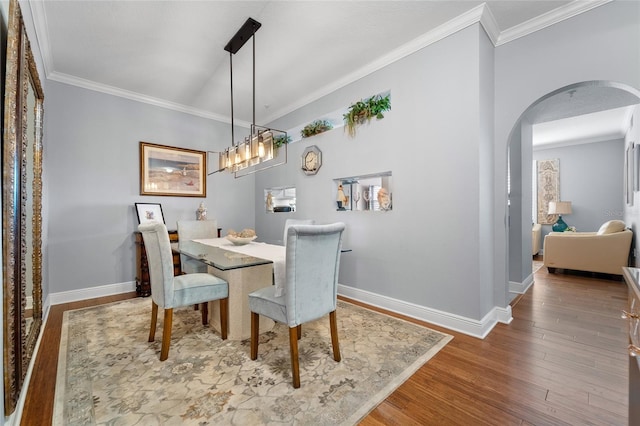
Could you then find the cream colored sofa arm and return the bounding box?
[532,224,542,255]
[543,230,633,275]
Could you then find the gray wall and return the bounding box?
[495,0,640,297]
[508,120,535,285]
[534,139,625,243]
[259,24,491,320]
[44,81,255,293]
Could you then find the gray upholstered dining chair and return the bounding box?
[177,219,218,274]
[249,222,345,388]
[139,222,229,361]
[282,218,315,246]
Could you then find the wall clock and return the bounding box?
[301,145,322,175]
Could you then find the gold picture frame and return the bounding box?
[139,141,207,197]
[2,0,45,414]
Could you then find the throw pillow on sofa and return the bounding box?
[597,220,626,235]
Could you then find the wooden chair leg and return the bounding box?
[160,308,173,361]
[250,312,259,360]
[289,327,301,388]
[200,302,209,325]
[219,298,228,340]
[329,310,341,362]
[296,324,302,340]
[148,301,158,342]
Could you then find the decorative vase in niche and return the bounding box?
[336,185,347,211]
[196,202,207,220]
[377,188,392,211]
[266,191,273,212]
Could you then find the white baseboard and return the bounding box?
[11,295,51,426]
[509,272,534,295]
[338,284,512,339]
[49,281,136,305]
[46,281,512,339]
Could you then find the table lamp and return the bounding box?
[548,201,572,232]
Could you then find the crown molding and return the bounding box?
[26,0,53,77]
[479,3,500,46]
[47,71,251,127]
[262,4,487,123]
[30,0,614,124]
[496,0,613,46]
[266,1,612,122]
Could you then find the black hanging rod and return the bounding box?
[224,18,262,54]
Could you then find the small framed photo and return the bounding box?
[135,203,165,224]
[140,141,207,197]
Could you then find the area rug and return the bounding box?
[54,298,452,425]
[533,259,544,274]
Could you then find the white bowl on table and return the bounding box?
[226,235,257,246]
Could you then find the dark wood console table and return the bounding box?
[134,230,181,297]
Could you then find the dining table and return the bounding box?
[178,238,285,340]
[178,237,351,340]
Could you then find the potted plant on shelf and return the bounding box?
[343,93,391,137]
[301,119,333,138]
[274,134,291,148]
[273,134,291,155]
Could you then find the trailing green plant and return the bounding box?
[343,93,391,137]
[301,119,333,138]
[273,134,292,149]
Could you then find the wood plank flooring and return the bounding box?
[20,262,629,425]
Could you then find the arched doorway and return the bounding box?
[506,80,640,300]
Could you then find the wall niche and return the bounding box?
[265,186,296,213]
[334,171,392,212]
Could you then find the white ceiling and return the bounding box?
[533,105,635,148]
[27,0,634,142]
[530,82,639,147]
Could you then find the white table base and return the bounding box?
[206,263,275,340]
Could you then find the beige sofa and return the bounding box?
[543,220,633,276]
[532,223,542,256]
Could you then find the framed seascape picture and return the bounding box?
[135,203,165,224]
[140,141,207,197]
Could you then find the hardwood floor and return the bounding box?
[21,264,629,425]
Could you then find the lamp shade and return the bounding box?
[548,201,572,215]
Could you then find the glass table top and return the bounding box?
[177,240,273,271]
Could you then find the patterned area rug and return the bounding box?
[533,259,544,274]
[54,298,452,425]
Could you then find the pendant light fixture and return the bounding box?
[212,18,287,178]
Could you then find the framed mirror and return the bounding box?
[2,0,45,414]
